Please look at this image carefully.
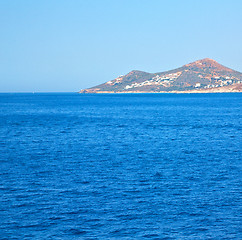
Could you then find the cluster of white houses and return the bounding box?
[124,72,182,90]
[106,75,124,85]
[203,77,241,89]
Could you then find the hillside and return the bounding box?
[79,58,242,93]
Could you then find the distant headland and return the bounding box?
[79,58,242,93]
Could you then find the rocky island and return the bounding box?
[79,58,242,93]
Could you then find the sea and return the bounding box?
[0,93,241,239]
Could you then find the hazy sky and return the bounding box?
[1,0,242,92]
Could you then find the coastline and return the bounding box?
[79,83,242,94]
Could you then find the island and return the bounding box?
[79,58,242,93]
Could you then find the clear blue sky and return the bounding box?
[0,0,242,92]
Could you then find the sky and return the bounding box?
[0,0,242,92]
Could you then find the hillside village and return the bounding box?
[123,74,241,90]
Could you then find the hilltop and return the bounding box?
[79,59,242,93]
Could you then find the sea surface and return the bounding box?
[0,93,241,239]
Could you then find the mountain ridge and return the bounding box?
[80,58,242,93]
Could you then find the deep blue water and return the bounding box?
[0,93,241,239]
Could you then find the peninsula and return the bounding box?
[79,58,242,93]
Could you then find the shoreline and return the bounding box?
[79,90,242,94]
[79,83,242,94]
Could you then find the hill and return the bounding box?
[79,58,242,93]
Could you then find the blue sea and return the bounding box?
[0,93,241,239]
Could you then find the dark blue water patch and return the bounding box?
[0,93,241,239]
